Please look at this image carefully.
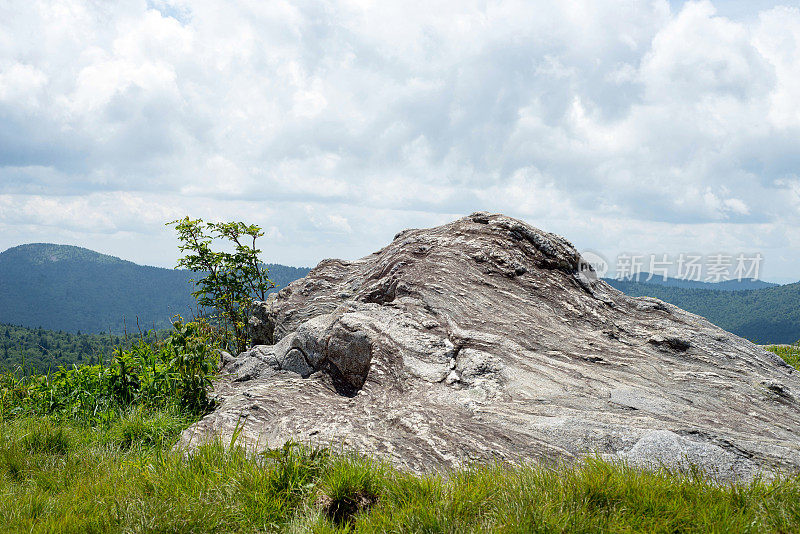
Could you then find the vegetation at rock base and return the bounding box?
[0,419,798,533]
[0,336,796,531]
[0,319,218,422]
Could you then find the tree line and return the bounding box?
[0,323,166,374]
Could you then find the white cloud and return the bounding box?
[0,0,798,281]
[753,6,800,129]
[641,1,772,102]
[0,63,48,106]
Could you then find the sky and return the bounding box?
[0,0,798,282]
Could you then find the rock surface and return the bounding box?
[180,213,800,480]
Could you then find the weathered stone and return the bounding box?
[180,212,800,481]
[248,295,276,345]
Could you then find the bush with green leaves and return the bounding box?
[0,319,217,423]
[169,217,275,354]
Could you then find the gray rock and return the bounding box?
[248,296,276,345]
[613,430,761,480]
[180,212,800,481]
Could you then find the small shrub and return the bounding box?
[168,217,275,354]
[163,319,217,412]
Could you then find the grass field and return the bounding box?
[1,412,799,533]
[0,336,797,532]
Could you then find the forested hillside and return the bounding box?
[0,323,166,373]
[0,244,310,334]
[607,279,800,344]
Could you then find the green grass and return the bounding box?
[766,341,800,371]
[0,335,797,532]
[0,411,798,533]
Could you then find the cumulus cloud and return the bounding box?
[0,0,798,280]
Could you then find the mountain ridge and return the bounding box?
[603,273,778,291]
[0,243,311,334]
[1,243,132,266]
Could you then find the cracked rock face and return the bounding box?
[179,212,800,480]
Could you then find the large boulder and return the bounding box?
[180,213,800,480]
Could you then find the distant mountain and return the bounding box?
[606,278,800,344]
[604,273,778,291]
[0,243,310,334]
